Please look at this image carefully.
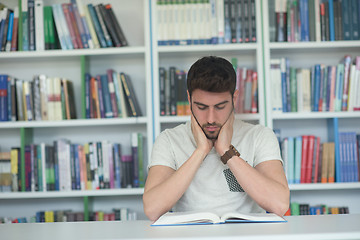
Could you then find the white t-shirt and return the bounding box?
[149,119,282,215]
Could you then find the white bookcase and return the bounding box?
[150,0,265,136]
[0,0,151,220]
[1,0,360,221]
[262,0,360,213]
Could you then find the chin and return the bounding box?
[205,131,219,140]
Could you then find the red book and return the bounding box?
[251,71,258,113]
[235,67,245,113]
[10,9,19,51]
[306,135,315,183]
[300,135,309,183]
[62,4,79,49]
[313,136,321,183]
[106,69,119,118]
[67,3,83,49]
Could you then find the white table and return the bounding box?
[1,214,360,240]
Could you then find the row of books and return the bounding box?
[156,0,256,46]
[0,74,76,122]
[0,208,136,224]
[272,0,360,42]
[159,67,189,116]
[280,133,360,184]
[85,70,142,119]
[0,133,145,192]
[159,63,258,116]
[234,65,259,114]
[270,55,360,113]
[0,0,128,52]
[285,202,349,216]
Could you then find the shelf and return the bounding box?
[158,43,259,54]
[0,188,144,199]
[272,112,360,120]
[159,114,260,123]
[289,182,360,191]
[0,117,149,129]
[0,46,146,59]
[269,41,360,50]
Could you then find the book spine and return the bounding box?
[94,4,112,47]
[87,4,106,48]
[71,2,89,48]
[35,0,44,51]
[22,0,29,51]
[99,4,121,47]
[10,7,19,51]
[106,70,119,118]
[28,0,36,51]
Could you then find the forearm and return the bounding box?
[227,157,290,216]
[143,149,207,221]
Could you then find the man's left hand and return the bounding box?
[214,112,235,156]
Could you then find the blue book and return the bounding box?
[350,0,360,40]
[100,74,113,118]
[113,143,121,189]
[0,10,6,51]
[311,66,315,111]
[328,0,335,41]
[0,75,8,121]
[287,137,295,184]
[294,136,302,184]
[280,59,287,112]
[336,64,344,112]
[314,65,321,112]
[341,0,351,40]
[69,144,76,190]
[5,12,14,51]
[74,144,81,190]
[224,0,231,44]
[7,76,11,121]
[327,118,341,182]
[87,4,107,48]
[351,133,359,182]
[54,141,60,191]
[299,0,309,41]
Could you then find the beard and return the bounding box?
[201,122,223,140]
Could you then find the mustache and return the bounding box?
[202,123,222,129]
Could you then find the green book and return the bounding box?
[137,133,144,188]
[21,0,29,51]
[43,6,50,49]
[290,67,297,112]
[290,202,300,216]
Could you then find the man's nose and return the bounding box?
[207,108,216,124]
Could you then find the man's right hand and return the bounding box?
[191,114,213,155]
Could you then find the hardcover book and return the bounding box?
[151,211,286,226]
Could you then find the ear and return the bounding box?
[233,89,239,107]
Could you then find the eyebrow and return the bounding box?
[193,100,229,107]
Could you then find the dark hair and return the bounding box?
[187,56,236,97]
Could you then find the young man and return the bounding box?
[143,56,289,221]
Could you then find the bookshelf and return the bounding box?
[0,0,151,221]
[262,0,360,214]
[1,0,360,222]
[150,0,265,136]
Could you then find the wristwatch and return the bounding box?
[220,145,240,164]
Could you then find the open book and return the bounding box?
[151,211,287,226]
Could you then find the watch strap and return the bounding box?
[220,145,240,164]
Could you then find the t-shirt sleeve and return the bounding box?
[253,126,283,166]
[148,131,177,170]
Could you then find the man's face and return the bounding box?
[189,89,236,140]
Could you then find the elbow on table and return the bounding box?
[143,194,162,222]
[273,190,290,216]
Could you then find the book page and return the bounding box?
[220,212,286,222]
[151,211,221,226]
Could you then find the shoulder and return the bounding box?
[233,119,275,139]
[155,122,191,144]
